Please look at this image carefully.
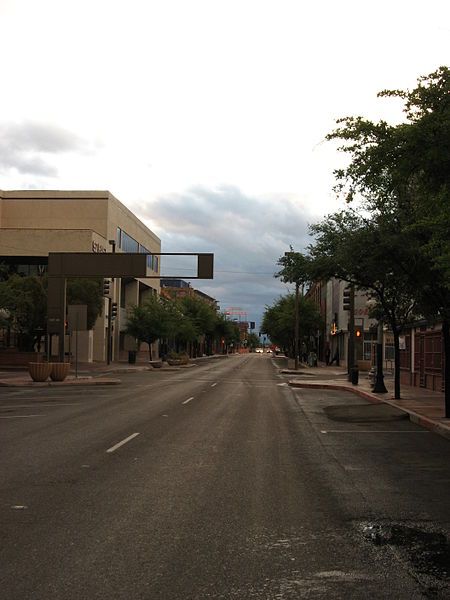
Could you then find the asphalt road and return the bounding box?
[1,354,449,599]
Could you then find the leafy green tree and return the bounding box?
[309,210,416,398]
[0,275,47,351]
[261,294,322,359]
[275,248,312,290]
[325,66,450,411]
[178,296,217,357]
[214,313,240,353]
[275,248,313,367]
[247,332,260,350]
[125,295,174,361]
[66,277,103,330]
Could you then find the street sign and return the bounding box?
[67,305,87,333]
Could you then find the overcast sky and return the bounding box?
[1,0,449,328]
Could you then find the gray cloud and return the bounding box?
[135,185,315,327]
[0,120,90,176]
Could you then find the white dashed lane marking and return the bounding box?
[106,433,140,453]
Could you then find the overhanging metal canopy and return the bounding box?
[48,252,214,279]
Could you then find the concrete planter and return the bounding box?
[50,362,71,382]
[149,360,163,368]
[28,362,52,382]
[167,359,182,366]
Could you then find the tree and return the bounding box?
[309,210,416,399]
[66,277,103,330]
[0,274,47,351]
[247,332,260,350]
[324,66,450,413]
[214,313,240,353]
[178,296,217,357]
[275,248,312,369]
[261,294,322,359]
[125,295,174,361]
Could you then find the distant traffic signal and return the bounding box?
[111,302,118,320]
[343,287,351,311]
[355,325,362,339]
[103,278,111,296]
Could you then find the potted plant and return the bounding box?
[166,351,189,366]
[28,361,52,382]
[50,362,71,381]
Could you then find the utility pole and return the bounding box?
[348,285,355,382]
[344,284,356,383]
[372,319,388,393]
[294,281,300,370]
[106,240,116,365]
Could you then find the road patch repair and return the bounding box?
[288,378,450,440]
[358,520,450,597]
[323,404,408,423]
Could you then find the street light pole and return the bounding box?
[372,319,388,393]
[106,240,116,365]
[294,281,299,370]
[347,285,355,382]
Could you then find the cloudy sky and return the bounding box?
[1,0,449,328]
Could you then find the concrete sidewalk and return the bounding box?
[286,364,450,440]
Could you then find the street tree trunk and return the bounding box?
[393,327,401,400]
[442,320,450,418]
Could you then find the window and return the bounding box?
[120,231,138,253]
[361,332,376,361]
[424,333,442,371]
[139,244,154,270]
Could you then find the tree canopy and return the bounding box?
[309,66,450,407]
[261,294,322,358]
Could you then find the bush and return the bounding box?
[167,351,189,364]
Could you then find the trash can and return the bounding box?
[128,350,137,364]
[350,367,359,385]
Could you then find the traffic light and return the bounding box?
[111,302,118,320]
[103,278,111,296]
[343,287,351,311]
[355,325,362,339]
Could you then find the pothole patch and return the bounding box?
[324,404,408,423]
[359,521,449,596]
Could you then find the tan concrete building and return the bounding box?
[0,190,161,362]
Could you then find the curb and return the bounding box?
[288,380,450,441]
[0,378,121,387]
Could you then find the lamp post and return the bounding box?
[294,281,299,370]
[106,239,116,365]
[372,319,388,393]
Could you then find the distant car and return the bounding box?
[266,348,271,353]
[255,347,263,353]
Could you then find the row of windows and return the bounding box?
[116,227,159,272]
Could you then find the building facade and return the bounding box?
[160,279,219,309]
[311,277,446,392]
[0,190,161,362]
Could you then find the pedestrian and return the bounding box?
[330,348,339,366]
[325,346,331,366]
